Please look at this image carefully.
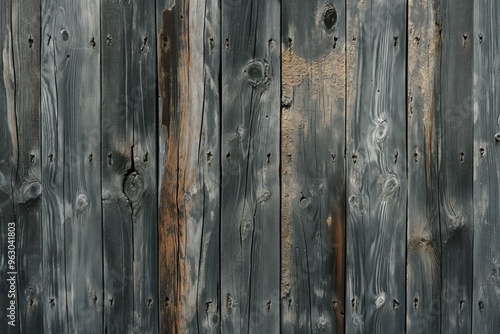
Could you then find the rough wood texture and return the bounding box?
[473,1,500,332]
[406,0,441,332]
[157,0,221,332]
[437,1,473,333]
[41,0,102,332]
[101,0,158,332]
[11,0,43,331]
[220,0,281,332]
[0,1,17,333]
[346,0,407,332]
[281,0,346,333]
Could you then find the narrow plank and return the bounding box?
[0,1,19,332]
[101,1,134,332]
[41,0,68,330]
[221,0,281,332]
[345,1,407,333]
[101,0,158,331]
[473,1,500,332]
[11,0,43,331]
[406,0,441,332]
[437,1,473,333]
[281,0,346,332]
[157,0,221,332]
[42,0,103,331]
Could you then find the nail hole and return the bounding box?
[288,37,293,47]
[352,155,357,164]
[226,153,230,159]
[225,38,230,49]
[478,300,484,312]
[459,300,465,311]
[108,153,113,165]
[333,36,338,49]
[106,35,112,46]
[147,298,153,308]
[47,34,52,45]
[392,299,400,310]
[30,154,35,163]
[394,36,398,47]
[109,298,114,306]
[48,154,54,162]
[478,33,483,44]
[28,37,34,48]
[460,152,465,163]
[480,148,485,158]
[463,34,468,47]
[141,36,148,52]
[413,298,418,310]
[144,153,148,162]
[90,37,96,48]
[266,301,272,311]
[88,154,93,164]
[49,298,55,307]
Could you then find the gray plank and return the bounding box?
[0,1,19,332]
[11,0,43,331]
[406,0,441,332]
[473,1,500,332]
[345,0,407,332]
[41,0,103,332]
[101,0,158,332]
[157,0,221,332]
[437,1,474,333]
[221,0,281,332]
[41,0,68,330]
[101,1,135,332]
[281,0,346,333]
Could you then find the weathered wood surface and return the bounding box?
[157,0,221,332]
[473,1,500,332]
[101,0,158,332]
[41,0,103,332]
[220,0,281,332]
[438,1,474,333]
[12,0,43,332]
[0,1,17,333]
[281,0,345,333]
[406,0,441,332]
[2,0,500,333]
[346,0,407,333]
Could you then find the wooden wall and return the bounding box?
[0,0,499,333]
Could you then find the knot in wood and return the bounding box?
[323,7,337,30]
[244,60,270,90]
[21,181,42,203]
[75,193,89,215]
[123,171,144,203]
[374,292,387,309]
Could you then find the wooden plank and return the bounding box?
[406,0,441,332]
[157,0,221,332]
[473,1,500,332]
[41,0,102,332]
[345,1,407,332]
[101,0,158,332]
[11,0,43,331]
[0,1,18,332]
[281,0,345,332]
[437,1,473,333]
[220,0,280,332]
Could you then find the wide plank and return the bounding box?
[281,0,346,332]
[345,1,407,332]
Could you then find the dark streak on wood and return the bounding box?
[438,0,473,333]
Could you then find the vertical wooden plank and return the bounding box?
[406,0,441,332]
[157,0,221,332]
[0,1,18,332]
[101,0,158,332]
[11,0,43,331]
[437,1,473,333]
[41,0,102,332]
[220,0,280,332]
[281,0,346,333]
[345,0,407,333]
[41,0,67,331]
[101,1,135,332]
[473,1,500,332]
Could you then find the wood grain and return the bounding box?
[437,1,473,333]
[41,0,103,332]
[473,1,500,332]
[281,0,346,332]
[0,1,18,332]
[221,0,281,332]
[406,0,441,332]
[101,0,158,332]
[346,0,407,332]
[157,0,221,332]
[11,0,43,331]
